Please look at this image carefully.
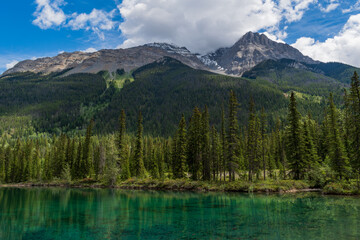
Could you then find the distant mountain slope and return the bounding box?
[201,32,317,75]
[300,62,360,84]
[242,58,357,94]
[94,57,329,136]
[0,72,106,133]
[3,43,207,77]
[0,57,350,136]
[4,31,360,82]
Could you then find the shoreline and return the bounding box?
[1,179,358,195]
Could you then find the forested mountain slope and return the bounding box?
[94,57,335,136]
[0,57,351,137]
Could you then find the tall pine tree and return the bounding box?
[134,111,146,178]
[286,92,305,179]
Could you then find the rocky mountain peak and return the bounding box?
[236,31,270,45]
[3,32,320,77]
[201,32,318,75]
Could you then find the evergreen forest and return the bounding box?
[1,71,360,194]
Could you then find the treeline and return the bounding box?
[1,72,360,187]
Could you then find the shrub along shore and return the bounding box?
[1,179,359,195]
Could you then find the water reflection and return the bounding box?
[0,188,359,239]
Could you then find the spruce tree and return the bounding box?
[0,146,5,183]
[210,126,220,180]
[286,92,305,179]
[227,90,240,181]
[82,120,94,178]
[174,115,187,178]
[260,108,267,180]
[327,93,349,179]
[349,72,360,182]
[302,118,319,171]
[274,118,286,179]
[117,110,130,180]
[134,111,146,178]
[247,97,258,181]
[343,89,352,159]
[220,106,227,181]
[202,106,211,181]
[187,107,202,180]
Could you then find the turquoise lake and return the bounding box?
[0,188,359,239]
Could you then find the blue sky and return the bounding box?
[1,0,360,73]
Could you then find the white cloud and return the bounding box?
[292,13,360,67]
[5,60,19,70]
[32,1,118,40]
[33,0,67,29]
[319,0,339,13]
[343,0,360,13]
[278,0,317,23]
[67,9,117,39]
[262,31,286,43]
[81,47,97,53]
[117,0,317,54]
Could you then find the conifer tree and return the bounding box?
[4,146,11,183]
[210,126,220,180]
[81,120,94,178]
[32,142,41,181]
[302,118,319,171]
[274,118,286,179]
[0,146,5,183]
[72,139,82,179]
[343,89,352,159]
[220,106,227,181]
[286,92,305,179]
[134,111,146,178]
[227,91,240,181]
[187,107,202,180]
[349,72,360,181]
[327,93,349,179]
[156,145,165,179]
[174,115,187,178]
[247,98,258,181]
[171,133,177,178]
[202,106,211,181]
[260,108,267,180]
[117,110,130,180]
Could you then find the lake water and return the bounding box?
[0,188,359,239]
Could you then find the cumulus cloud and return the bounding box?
[292,13,360,67]
[33,0,67,29]
[262,31,286,43]
[81,47,97,53]
[117,0,317,54]
[278,0,317,22]
[67,9,117,40]
[319,0,339,13]
[342,0,360,13]
[6,60,19,70]
[32,0,118,40]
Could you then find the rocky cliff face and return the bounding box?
[3,32,319,77]
[3,44,207,77]
[201,32,318,75]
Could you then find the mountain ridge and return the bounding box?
[201,32,318,75]
[3,31,358,80]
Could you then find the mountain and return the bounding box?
[201,32,318,75]
[94,57,290,135]
[4,31,359,82]
[1,32,359,136]
[2,43,207,77]
[0,56,351,137]
[242,58,347,96]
